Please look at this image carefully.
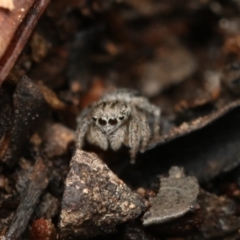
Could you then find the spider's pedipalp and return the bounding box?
[87,125,108,150]
[76,118,91,149]
[109,126,127,151]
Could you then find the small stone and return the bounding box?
[59,149,146,239]
[30,218,56,240]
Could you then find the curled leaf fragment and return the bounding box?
[143,166,199,226]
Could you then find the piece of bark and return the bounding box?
[150,99,240,147]
[0,0,34,59]
[3,157,49,239]
[0,0,50,84]
[132,101,240,183]
[1,75,47,166]
[60,149,146,239]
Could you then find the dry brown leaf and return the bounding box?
[80,78,106,108]
[0,0,14,10]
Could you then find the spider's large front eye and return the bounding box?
[99,118,107,126]
[119,116,124,120]
[109,118,117,125]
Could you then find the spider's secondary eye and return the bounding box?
[119,116,124,120]
[92,117,97,121]
[99,118,107,126]
[109,118,117,125]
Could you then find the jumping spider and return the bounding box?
[76,89,161,163]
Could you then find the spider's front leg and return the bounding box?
[132,97,161,137]
[151,105,161,138]
[128,117,141,164]
[76,117,92,149]
[139,113,151,153]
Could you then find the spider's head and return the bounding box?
[92,101,131,135]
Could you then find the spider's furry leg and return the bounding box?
[139,113,151,153]
[76,119,91,149]
[128,118,141,164]
[109,126,126,151]
[151,105,161,137]
[132,97,161,137]
[87,125,108,150]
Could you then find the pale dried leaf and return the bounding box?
[143,166,199,226]
[0,0,15,10]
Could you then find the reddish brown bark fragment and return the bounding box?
[0,0,50,85]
